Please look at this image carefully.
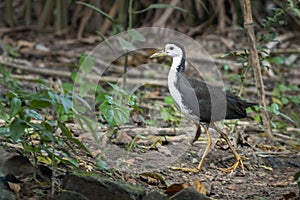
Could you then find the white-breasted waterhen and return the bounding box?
[150,42,257,173]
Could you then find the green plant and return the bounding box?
[97,82,140,128]
[0,78,91,172]
[160,96,181,126]
[76,53,141,129]
[268,84,300,130]
[287,0,300,17]
[223,5,299,133]
[0,65,20,90]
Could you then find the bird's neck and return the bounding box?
[171,56,185,73]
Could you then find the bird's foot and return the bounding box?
[218,155,250,173]
[170,166,200,173]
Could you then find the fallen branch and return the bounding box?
[0,55,167,86]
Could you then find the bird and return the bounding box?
[150,42,257,173]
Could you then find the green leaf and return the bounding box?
[60,97,73,113]
[74,94,92,110]
[291,96,300,104]
[47,91,59,104]
[71,71,81,83]
[77,2,114,23]
[10,118,26,142]
[96,160,108,170]
[294,171,300,188]
[113,106,131,126]
[22,142,35,152]
[105,94,114,104]
[268,56,285,65]
[253,114,261,123]
[0,111,9,121]
[281,96,289,105]
[24,109,44,120]
[61,156,79,167]
[10,97,22,118]
[30,98,52,109]
[267,103,280,115]
[128,29,145,42]
[99,103,115,126]
[278,84,288,91]
[73,113,98,139]
[59,123,73,139]
[133,3,187,14]
[40,130,55,142]
[160,107,171,121]
[99,102,131,127]
[62,82,74,92]
[107,82,129,95]
[164,96,174,104]
[79,54,95,74]
[279,113,295,124]
[72,137,91,155]
[117,37,135,51]
[128,95,137,107]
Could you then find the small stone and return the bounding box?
[192,158,198,164]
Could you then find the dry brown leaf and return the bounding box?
[127,178,137,185]
[140,172,165,185]
[8,182,21,193]
[111,132,133,144]
[193,180,206,194]
[257,144,288,152]
[17,40,34,48]
[140,172,165,182]
[227,183,236,190]
[140,175,160,185]
[165,183,190,196]
[272,181,288,187]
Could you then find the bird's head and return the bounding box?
[150,42,185,59]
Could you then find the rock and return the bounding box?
[170,187,211,200]
[0,188,16,200]
[61,173,146,200]
[53,191,88,200]
[143,191,168,200]
[0,149,34,178]
[0,177,17,200]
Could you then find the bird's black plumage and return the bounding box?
[175,73,257,123]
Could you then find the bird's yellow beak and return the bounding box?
[150,49,166,58]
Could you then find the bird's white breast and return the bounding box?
[168,69,191,116]
[167,56,200,122]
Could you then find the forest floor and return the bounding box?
[0,30,299,199]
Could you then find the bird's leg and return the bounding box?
[211,123,249,173]
[191,125,202,144]
[171,126,211,173]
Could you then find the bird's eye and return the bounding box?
[169,46,174,50]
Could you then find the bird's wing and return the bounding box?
[176,74,227,122]
[177,74,255,122]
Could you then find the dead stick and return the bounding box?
[242,0,273,142]
[153,0,180,27]
[99,0,119,34]
[0,56,167,86]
